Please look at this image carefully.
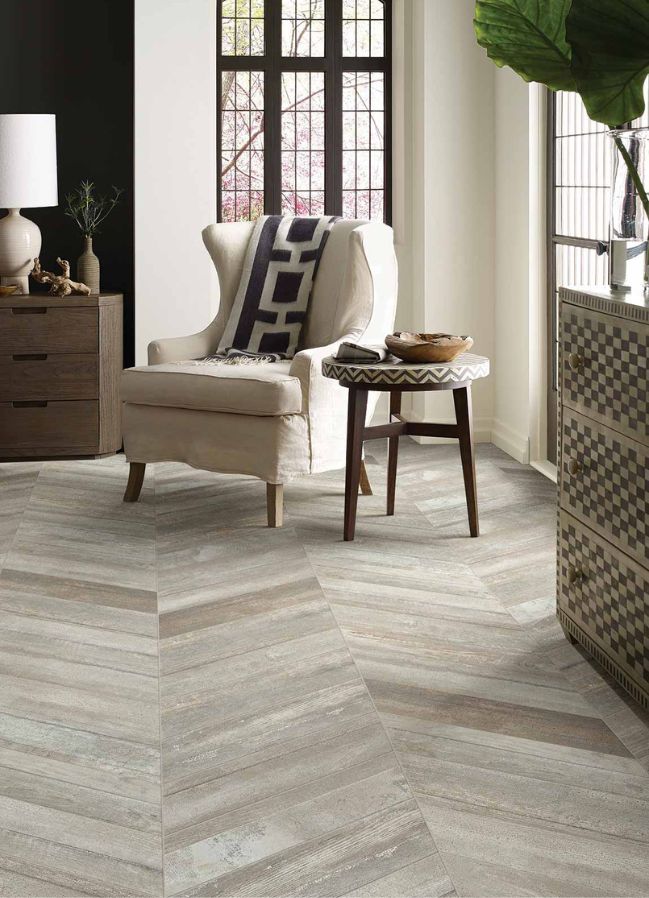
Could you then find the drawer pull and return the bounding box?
[568,352,584,372]
[11,307,47,315]
[567,458,582,476]
[568,565,585,585]
[12,353,47,361]
[12,401,48,408]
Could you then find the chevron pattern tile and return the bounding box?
[0,442,648,897]
[322,354,489,387]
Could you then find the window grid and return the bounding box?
[222,0,265,56]
[282,0,326,57]
[281,71,326,214]
[547,83,649,461]
[221,71,265,222]
[342,71,384,220]
[342,0,384,57]
[217,0,392,224]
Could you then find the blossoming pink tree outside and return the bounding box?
[220,0,386,222]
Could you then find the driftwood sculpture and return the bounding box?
[30,257,91,297]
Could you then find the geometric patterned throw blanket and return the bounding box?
[208,215,338,364]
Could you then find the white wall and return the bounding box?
[134,0,217,364]
[405,0,496,440]
[492,72,548,466]
[493,69,531,462]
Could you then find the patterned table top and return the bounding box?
[322,352,490,387]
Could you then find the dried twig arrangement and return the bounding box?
[31,258,91,297]
[64,180,124,238]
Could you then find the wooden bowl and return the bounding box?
[385,332,474,363]
[0,285,18,297]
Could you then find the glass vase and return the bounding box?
[608,128,649,294]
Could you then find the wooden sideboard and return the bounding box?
[0,294,123,460]
[558,286,649,710]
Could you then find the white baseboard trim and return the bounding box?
[531,459,558,483]
[491,418,530,465]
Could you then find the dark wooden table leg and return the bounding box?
[344,387,368,541]
[387,391,402,516]
[123,462,146,503]
[453,384,479,537]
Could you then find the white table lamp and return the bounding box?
[0,114,58,294]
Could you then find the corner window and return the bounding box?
[218,0,392,222]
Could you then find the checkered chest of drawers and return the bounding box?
[558,287,649,709]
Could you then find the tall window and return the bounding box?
[546,88,649,461]
[218,0,391,223]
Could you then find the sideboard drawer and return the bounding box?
[560,409,648,568]
[0,354,98,402]
[561,303,649,445]
[0,307,98,354]
[0,401,98,449]
[558,511,649,700]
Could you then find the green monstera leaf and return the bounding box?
[474,0,575,91]
[567,0,649,126]
[474,0,649,126]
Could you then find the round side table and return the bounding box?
[322,352,490,541]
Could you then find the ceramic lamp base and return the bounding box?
[0,208,42,295]
[0,274,29,294]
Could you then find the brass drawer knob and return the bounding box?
[568,353,584,372]
[567,458,582,476]
[568,565,584,585]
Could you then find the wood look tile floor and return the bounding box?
[1,442,648,897]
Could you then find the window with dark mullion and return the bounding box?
[545,86,649,462]
[217,0,391,223]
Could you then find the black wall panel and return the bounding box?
[0,0,135,366]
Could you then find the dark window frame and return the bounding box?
[217,0,392,223]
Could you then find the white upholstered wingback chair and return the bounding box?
[120,219,398,526]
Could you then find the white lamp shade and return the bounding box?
[0,114,58,209]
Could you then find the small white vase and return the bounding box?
[77,236,100,294]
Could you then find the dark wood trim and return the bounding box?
[264,0,282,214]
[453,385,479,538]
[344,387,368,541]
[387,390,401,515]
[123,462,146,503]
[325,0,343,216]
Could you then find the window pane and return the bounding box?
[221,71,265,222]
[282,0,325,57]
[281,72,326,215]
[222,0,264,57]
[342,72,385,220]
[554,92,611,241]
[343,0,385,57]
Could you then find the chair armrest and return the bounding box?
[148,326,219,365]
[290,338,355,410]
[290,338,358,474]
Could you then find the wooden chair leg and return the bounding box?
[344,388,368,541]
[359,460,373,496]
[387,391,402,516]
[123,462,146,503]
[267,483,284,528]
[453,385,479,537]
